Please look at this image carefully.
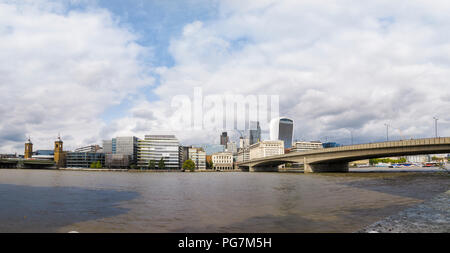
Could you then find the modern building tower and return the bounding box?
[269,117,294,149]
[249,121,261,145]
[24,137,33,159]
[220,132,229,146]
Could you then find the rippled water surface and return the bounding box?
[0,169,448,232]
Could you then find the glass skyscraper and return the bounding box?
[270,117,294,149]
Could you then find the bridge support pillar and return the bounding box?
[304,162,349,173]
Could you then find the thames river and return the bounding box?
[0,168,448,233]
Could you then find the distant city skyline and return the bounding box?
[1,0,450,153]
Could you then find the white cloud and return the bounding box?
[0,1,153,152]
[121,0,450,145]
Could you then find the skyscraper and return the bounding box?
[249,121,261,145]
[270,117,294,149]
[220,132,229,146]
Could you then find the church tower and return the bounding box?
[24,137,33,159]
[54,134,63,165]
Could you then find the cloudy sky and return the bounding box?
[1,0,450,153]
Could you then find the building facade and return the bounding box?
[220,132,229,146]
[137,135,180,170]
[66,152,105,168]
[102,140,113,154]
[188,147,206,171]
[249,140,284,160]
[75,145,102,153]
[239,137,250,149]
[237,148,250,163]
[249,121,261,145]
[226,142,238,154]
[105,154,131,169]
[270,117,294,149]
[292,141,323,152]
[212,152,234,171]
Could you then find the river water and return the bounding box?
[0,168,448,233]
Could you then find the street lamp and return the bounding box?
[433,117,439,138]
[384,123,390,141]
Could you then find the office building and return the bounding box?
[226,142,237,154]
[212,152,234,171]
[75,145,102,153]
[249,140,284,160]
[188,147,206,171]
[322,142,343,148]
[239,137,250,149]
[105,154,131,169]
[237,148,250,163]
[249,121,261,145]
[270,117,294,149]
[103,140,113,154]
[137,135,180,170]
[66,152,105,168]
[292,141,323,152]
[220,132,229,146]
[102,137,138,164]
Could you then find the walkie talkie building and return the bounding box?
[269,117,294,149]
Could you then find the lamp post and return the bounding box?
[433,117,439,138]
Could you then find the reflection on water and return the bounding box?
[0,169,448,232]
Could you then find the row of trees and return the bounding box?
[182,159,214,172]
[369,158,407,165]
[146,158,166,170]
[90,161,102,168]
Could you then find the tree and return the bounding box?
[182,159,196,172]
[148,160,155,170]
[90,162,96,168]
[96,161,102,168]
[158,158,166,170]
[206,160,213,170]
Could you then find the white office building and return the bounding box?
[237,148,250,163]
[249,140,285,160]
[292,141,323,152]
[137,135,180,170]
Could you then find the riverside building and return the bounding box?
[249,140,284,160]
[292,141,323,152]
[188,147,206,171]
[102,137,138,164]
[137,135,180,170]
[212,152,234,171]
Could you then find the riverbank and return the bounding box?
[360,189,450,233]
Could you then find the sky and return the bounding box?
[1,0,450,153]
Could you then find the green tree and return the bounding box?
[158,158,166,170]
[90,162,96,168]
[206,160,213,170]
[182,159,196,172]
[148,160,156,170]
[96,161,102,168]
